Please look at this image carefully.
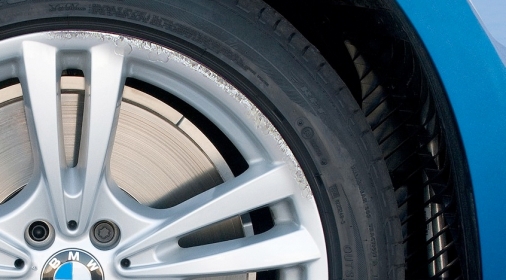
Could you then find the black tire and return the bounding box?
[0,0,403,279]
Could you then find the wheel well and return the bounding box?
[263,0,481,279]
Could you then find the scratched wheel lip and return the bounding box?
[0,31,329,279]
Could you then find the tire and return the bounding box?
[0,0,403,279]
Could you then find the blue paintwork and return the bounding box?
[396,1,506,279]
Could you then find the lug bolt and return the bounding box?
[90,220,120,249]
[25,220,55,249]
[30,222,49,241]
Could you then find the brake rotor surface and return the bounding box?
[0,78,247,267]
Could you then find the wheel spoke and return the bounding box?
[76,44,126,231]
[19,41,68,231]
[117,162,297,259]
[0,234,30,277]
[118,224,320,278]
[19,41,126,234]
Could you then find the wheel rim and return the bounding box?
[0,31,328,279]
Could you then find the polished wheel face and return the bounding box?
[0,31,327,279]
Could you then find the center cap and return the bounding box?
[42,249,103,280]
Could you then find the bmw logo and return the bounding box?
[41,249,103,280]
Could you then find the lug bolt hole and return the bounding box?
[14,259,24,269]
[120,258,131,268]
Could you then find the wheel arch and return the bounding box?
[397,2,506,280]
[263,0,495,279]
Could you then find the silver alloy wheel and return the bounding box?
[0,31,328,279]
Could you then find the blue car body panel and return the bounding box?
[397,1,506,278]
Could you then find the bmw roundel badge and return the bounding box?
[41,249,103,280]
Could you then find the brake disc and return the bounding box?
[0,77,249,279]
